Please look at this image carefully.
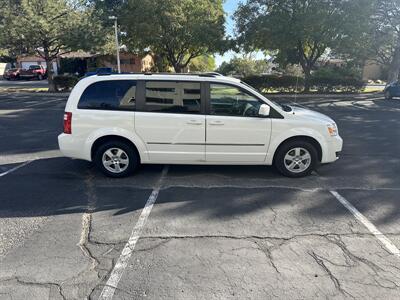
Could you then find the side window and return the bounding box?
[144,81,201,114]
[210,84,263,117]
[78,80,136,111]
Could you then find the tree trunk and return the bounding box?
[173,64,183,73]
[46,58,56,92]
[303,68,312,93]
[387,35,400,84]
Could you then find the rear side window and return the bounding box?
[78,80,136,111]
[144,81,201,114]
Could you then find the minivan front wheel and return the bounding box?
[275,140,318,177]
[94,141,139,177]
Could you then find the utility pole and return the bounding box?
[109,16,121,73]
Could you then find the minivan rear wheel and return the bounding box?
[94,140,139,177]
[274,140,318,178]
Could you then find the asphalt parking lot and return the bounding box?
[0,78,49,89]
[0,92,400,299]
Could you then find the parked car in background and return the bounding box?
[384,81,400,99]
[3,68,20,80]
[59,72,343,178]
[3,65,46,81]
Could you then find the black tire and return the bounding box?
[385,90,392,100]
[274,140,318,178]
[37,74,43,80]
[94,140,139,178]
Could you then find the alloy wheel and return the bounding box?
[284,147,312,173]
[102,148,130,173]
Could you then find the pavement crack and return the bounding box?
[252,240,281,274]
[325,235,384,274]
[0,277,66,300]
[308,251,355,299]
[78,173,100,270]
[138,232,368,242]
[78,212,99,270]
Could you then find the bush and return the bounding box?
[242,69,365,93]
[53,75,79,91]
[309,75,364,93]
[243,75,304,92]
[309,66,365,93]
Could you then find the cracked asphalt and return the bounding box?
[0,92,400,299]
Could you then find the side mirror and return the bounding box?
[258,104,270,117]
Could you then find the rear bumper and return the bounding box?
[322,135,343,163]
[58,133,91,161]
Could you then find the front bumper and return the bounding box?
[322,135,343,163]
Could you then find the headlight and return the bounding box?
[327,123,338,137]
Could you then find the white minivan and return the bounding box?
[58,73,342,178]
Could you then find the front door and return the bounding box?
[206,83,271,162]
[135,81,206,162]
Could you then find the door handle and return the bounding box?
[187,120,203,125]
[209,120,224,126]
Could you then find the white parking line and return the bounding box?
[330,190,400,257]
[0,160,33,177]
[99,165,169,300]
[25,98,64,107]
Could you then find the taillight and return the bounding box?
[63,112,72,134]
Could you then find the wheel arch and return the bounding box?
[272,135,323,164]
[83,128,149,163]
[91,135,139,160]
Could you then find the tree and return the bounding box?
[120,0,226,73]
[235,0,373,91]
[1,0,104,91]
[216,55,272,77]
[371,1,400,83]
[188,55,216,72]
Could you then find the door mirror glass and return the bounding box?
[258,104,270,117]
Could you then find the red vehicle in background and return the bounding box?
[3,65,47,80]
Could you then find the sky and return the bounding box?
[215,0,264,67]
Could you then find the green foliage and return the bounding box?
[53,75,79,91]
[188,55,216,72]
[0,0,104,90]
[310,66,365,92]
[235,0,374,91]
[120,0,226,72]
[243,72,364,93]
[369,0,400,82]
[216,56,271,77]
[243,75,304,93]
[312,65,361,81]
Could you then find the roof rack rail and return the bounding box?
[198,72,223,77]
[97,72,224,77]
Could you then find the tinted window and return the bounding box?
[144,81,201,114]
[78,80,136,110]
[210,84,263,117]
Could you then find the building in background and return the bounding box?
[12,52,154,77]
[95,53,154,73]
